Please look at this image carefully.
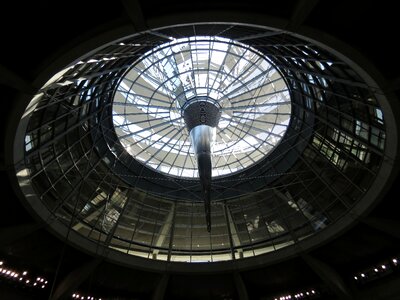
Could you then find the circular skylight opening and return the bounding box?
[112,36,291,178]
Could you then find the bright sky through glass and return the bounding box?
[112,36,291,178]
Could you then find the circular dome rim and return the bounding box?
[7,16,399,273]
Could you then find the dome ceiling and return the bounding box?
[11,22,395,271]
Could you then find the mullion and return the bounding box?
[218,52,264,95]
[116,87,173,106]
[113,115,177,129]
[208,43,233,92]
[222,115,287,139]
[213,175,323,199]
[212,124,317,194]
[166,132,190,175]
[118,79,173,104]
[218,63,272,99]
[113,100,171,111]
[214,46,250,93]
[228,80,287,105]
[179,142,194,177]
[116,125,173,154]
[25,104,108,160]
[205,39,214,96]
[222,127,260,161]
[231,110,291,116]
[133,54,182,97]
[112,110,170,117]
[118,116,181,140]
[290,100,384,156]
[189,40,199,98]
[221,101,291,111]
[276,64,371,89]
[143,126,185,165]
[28,123,93,179]
[50,107,111,231]
[127,125,178,158]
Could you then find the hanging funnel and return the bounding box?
[182,98,221,232]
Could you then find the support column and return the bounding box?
[0,222,44,247]
[121,0,147,31]
[233,272,249,300]
[302,254,352,299]
[361,217,400,239]
[288,0,320,30]
[153,202,175,259]
[0,64,36,94]
[385,76,400,92]
[223,202,235,260]
[50,258,102,300]
[167,203,177,262]
[152,274,170,300]
[226,204,243,259]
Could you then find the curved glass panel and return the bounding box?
[15,23,390,266]
[112,36,291,178]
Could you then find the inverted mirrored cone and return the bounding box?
[197,152,212,232]
[189,125,216,232]
[182,98,221,232]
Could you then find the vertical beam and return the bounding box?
[272,189,300,243]
[361,217,400,239]
[233,272,249,300]
[167,202,177,262]
[152,202,175,258]
[0,223,45,247]
[226,205,243,258]
[50,258,102,300]
[103,196,130,246]
[121,0,147,31]
[274,188,327,230]
[385,76,400,92]
[72,210,102,231]
[152,274,170,300]
[302,254,352,299]
[288,0,320,30]
[0,64,36,94]
[223,202,235,260]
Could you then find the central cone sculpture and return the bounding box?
[183,99,221,232]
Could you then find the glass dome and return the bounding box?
[13,23,392,269]
[112,36,291,178]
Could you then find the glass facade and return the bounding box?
[15,23,388,265]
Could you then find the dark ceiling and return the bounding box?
[1,1,400,300]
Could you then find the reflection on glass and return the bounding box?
[112,36,291,178]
